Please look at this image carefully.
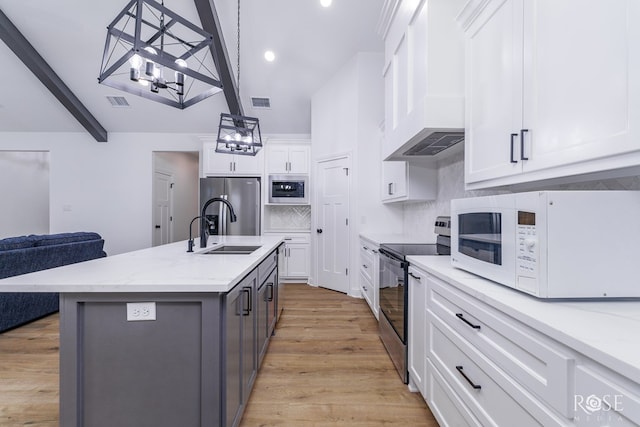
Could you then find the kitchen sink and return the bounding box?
[201,245,262,255]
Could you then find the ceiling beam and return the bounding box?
[193,0,244,117]
[0,8,108,142]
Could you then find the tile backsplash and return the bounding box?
[403,150,640,237]
[264,205,311,231]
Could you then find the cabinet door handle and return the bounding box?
[388,182,393,195]
[267,282,274,302]
[510,133,518,164]
[456,366,481,390]
[408,272,421,281]
[363,285,368,291]
[241,288,251,315]
[520,129,529,160]
[456,313,481,330]
[230,162,233,172]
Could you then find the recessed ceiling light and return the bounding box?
[320,0,332,7]
[264,50,276,62]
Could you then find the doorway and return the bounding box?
[152,152,199,247]
[315,155,351,294]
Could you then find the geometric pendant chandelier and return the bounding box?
[98,0,223,109]
[216,113,262,156]
[214,0,263,156]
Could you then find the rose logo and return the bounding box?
[584,395,602,413]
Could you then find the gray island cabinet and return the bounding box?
[0,235,284,427]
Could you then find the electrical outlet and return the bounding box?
[126,302,156,321]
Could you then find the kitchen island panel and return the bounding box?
[60,293,222,427]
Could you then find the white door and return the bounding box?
[316,156,350,293]
[287,146,310,174]
[523,0,640,172]
[286,244,310,277]
[465,0,524,184]
[153,171,172,246]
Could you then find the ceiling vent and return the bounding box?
[402,131,464,156]
[106,96,130,108]
[251,97,271,109]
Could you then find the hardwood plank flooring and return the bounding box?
[0,284,439,426]
[240,284,438,426]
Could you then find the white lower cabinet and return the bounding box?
[359,237,379,319]
[414,267,640,427]
[278,233,309,279]
[574,362,640,426]
[408,265,427,396]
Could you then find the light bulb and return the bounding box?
[175,58,188,68]
[143,46,157,55]
[224,135,232,142]
[129,54,142,68]
[320,0,332,7]
[138,79,149,87]
[234,133,241,141]
[264,50,275,62]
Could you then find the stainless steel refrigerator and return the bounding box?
[200,177,261,236]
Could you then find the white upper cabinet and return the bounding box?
[381,161,436,203]
[202,141,264,176]
[266,142,310,174]
[460,0,640,188]
[380,0,466,160]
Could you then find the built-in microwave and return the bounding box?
[451,191,640,299]
[268,175,309,204]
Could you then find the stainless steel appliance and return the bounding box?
[268,174,308,204]
[200,177,261,235]
[451,191,640,298]
[378,217,451,384]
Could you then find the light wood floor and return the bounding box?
[0,284,439,426]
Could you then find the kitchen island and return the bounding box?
[0,235,284,427]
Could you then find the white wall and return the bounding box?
[0,132,202,255]
[0,151,50,238]
[312,52,403,295]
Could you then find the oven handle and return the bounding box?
[378,248,406,269]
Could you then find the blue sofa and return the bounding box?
[0,232,107,333]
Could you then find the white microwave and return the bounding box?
[451,191,640,299]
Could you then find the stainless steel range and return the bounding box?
[378,217,450,384]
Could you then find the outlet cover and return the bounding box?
[126,302,156,321]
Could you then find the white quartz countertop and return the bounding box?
[407,255,640,385]
[359,232,435,246]
[0,236,284,293]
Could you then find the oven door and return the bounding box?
[378,249,407,343]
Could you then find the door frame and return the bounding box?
[152,169,174,246]
[311,151,356,296]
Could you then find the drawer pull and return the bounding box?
[456,366,481,390]
[408,272,421,281]
[456,313,481,330]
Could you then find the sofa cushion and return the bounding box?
[0,235,36,251]
[33,232,102,247]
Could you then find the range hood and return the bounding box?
[384,127,465,162]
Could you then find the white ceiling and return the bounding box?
[0,0,384,138]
